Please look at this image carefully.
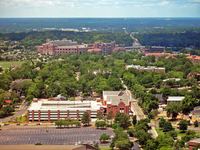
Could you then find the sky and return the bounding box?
[0,0,200,18]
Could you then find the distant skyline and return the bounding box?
[0,0,200,18]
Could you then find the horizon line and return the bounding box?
[0,17,200,19]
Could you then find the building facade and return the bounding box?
[188,138,200,150]
[167,96,185,105]
[87,42,116,55]
[103,91,132,117]
[28,100,104,121]
[191,106,200,122]
[37,39,88,55]
[187,55,200,64]
[28,90,132,122]
[126,65,166,74]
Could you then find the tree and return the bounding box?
[96,111,104,120]
[156,134,174,149]
[167,130,177,140]
[194,120,199,128]
[159,117,166,128]
[114,113,130,129]
[134,129,151,145]
[81,111,91,126]
[181,96,196,114]
[110,128,132,150]
[163,121,173,132]
[106,111,113,120]
[2,106,14,116]
[166,103,181,120]
[95,120,107,129]
[99,133,110,143]
[132,115,137,126]
[144,139,158,150]
[179,120,188,132]
[115,139,132,150]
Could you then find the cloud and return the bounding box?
[0,0,199,17]
[0,0,189,7]
[0,0,200,8]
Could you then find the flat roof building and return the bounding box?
[28,90,133,122]
[167,96,185,104]
[126,65,165,73]
[28,99,104,121]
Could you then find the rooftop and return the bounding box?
[56,45,87,49]
[167,96,185,102]
[49,39,78,46]
[187,55,200,60]
[163,78,181,82]
[189,138,200,144]
[126,65,165,70]
[144,52,175,57]
[103,91,131,106]
[28,99,103,111]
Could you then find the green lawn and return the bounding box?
[156,128,165,136]
[0,61,24,69]
[100,146,111,150]
[156,127,200,140]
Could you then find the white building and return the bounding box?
[28,99,104,121]
[126,65,165,73]
[167,96,185,104]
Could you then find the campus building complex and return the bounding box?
[37,39,88,55]
[28,90,132,121]
[37,39,117,55]
[88,42,116,55]
[36,39,119,55]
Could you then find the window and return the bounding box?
[119,108,124,113]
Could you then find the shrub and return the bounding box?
[194,120,199,128]
[179,120,188,132]
[100,133,110,143]
[95,120,107,129]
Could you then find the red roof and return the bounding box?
[187,55,200,60]
[4,100,12,104]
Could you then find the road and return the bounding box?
[0,102,28,123]
[130,32,142,48]
[120,78,145,120]
[120,78,158,138]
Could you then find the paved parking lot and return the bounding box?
[0,127,114,145]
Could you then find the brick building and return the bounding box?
[37,39,88,55]
[103,91,132,117]
[87,42,116,55]
[28,90,132,122]
[188,138,200,150]
[144,52,177,58]
[187,55,200,64]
